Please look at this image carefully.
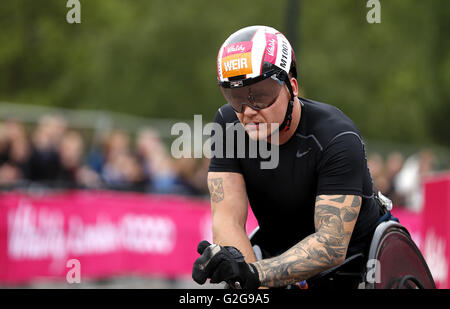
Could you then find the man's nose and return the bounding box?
[242,104,258,118]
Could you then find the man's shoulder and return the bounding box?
[213,104,239,125]
[299,97,362,150]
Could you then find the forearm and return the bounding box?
[213,222,257,264]
[252,194,361,288]
[251,230,346,287]
[208,172,256,263]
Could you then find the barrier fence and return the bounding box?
[0,190,258,284]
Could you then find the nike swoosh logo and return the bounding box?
[296,147,312,158]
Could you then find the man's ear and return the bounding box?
[290,77,299,97]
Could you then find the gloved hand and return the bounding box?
[192,240,261,289]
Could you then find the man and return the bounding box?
[192,25,383,289]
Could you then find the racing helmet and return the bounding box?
[217,25,297,131]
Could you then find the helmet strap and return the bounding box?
[278,99,294,132]
[277,73,296,133]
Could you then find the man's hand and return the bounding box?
[192,240,261,289]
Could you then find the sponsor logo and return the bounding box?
[279,39,289,69]
[296,147,312,158]
[222,41,253,58]
[267,39,276,56]
[227,44,245,54]
[7,201,177,260]
[264,33,278,64]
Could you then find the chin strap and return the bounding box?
[278,99,294,132]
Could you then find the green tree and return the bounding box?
[0,0,449,147]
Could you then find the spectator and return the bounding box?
[28,115,67,182]
[135,128,179,194]
[88,129,131,178]
[191,157,210,196]
[103,150,147,191]
[171,158,206,196]
[101,130,130,184]
[384,151,405,206]
[394,150,435,212]
[57,130,101,188]
[0,119,31,186]
[0,163,21,186]
[367,153,389,195]
[100,130,147,191]
[172,157,209,197]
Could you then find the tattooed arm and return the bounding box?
[252,194,361,287]
[207,172,258,263]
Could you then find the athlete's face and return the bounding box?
[236,77,298,141]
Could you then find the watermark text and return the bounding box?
[366,0,381,24]
[66,0,81,24]
[170,115,280,170]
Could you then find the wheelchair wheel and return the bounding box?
[365,221,435,289]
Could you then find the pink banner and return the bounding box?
[421,172,450,289]
[1,174,448,287]
[391,172,450,289]
[391,207,423,247]
[0,190,258,284]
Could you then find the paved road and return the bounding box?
[1,276,225,289]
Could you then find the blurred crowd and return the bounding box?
[368,150,436,213]
[0,116,209,197]
[0,115,443,211]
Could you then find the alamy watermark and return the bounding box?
[66,0,81,24]
[170,115,280,170]
[366,0,381,24]
[64,2,380,28]
[66,258,81,284]
[366,259,381,284]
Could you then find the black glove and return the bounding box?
[192,240,261,289]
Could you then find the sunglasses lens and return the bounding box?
[220,76,283,113]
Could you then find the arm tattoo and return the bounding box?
[252,194,361,287]
[208,177,224,203]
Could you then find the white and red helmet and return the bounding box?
[217,26,298,132]
[217,25,297,88]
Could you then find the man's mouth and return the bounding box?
[245,122,260,130]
